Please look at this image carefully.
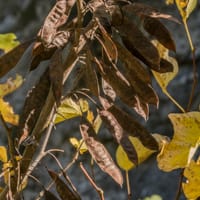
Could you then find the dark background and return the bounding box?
[0,0,200,199]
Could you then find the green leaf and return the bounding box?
[55,98,89,124]
[0,33,20,53]
[0,146,7,163]
[157,112,200,172]
[186,0,197,19]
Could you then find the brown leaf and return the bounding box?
[95,59,138,108]
[37,0,75,47]
[143,16,176,52]
[96,21,118,62]
[30,42,56,70]
[0,39,33,78]
[124,68,159,106]
[85,51,99,97]
[44,190,60,200]
[112,16,160,70]
[18,69,51,146]
[108,105,159,151]
[49,49,64,106]
[159,58,174,73]
[101,78,116,102]
[114,40,151,84]
[80,122,123,186]
[48,170,80,200]
[122,3,180,23]
[99,109,138,165]
[120,135,139,166]
[133,96,150,120]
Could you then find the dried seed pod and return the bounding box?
[95,59,138,108]
[38,0,75,47]
[48,170,81,200]
[18,69,51,146]
[108,105,159,151]
[99,109,138,165]
[0,39,34,77]
[49,49,64,106]
[80,122,123,186]
[115,40,151,84]
[112,16,160,70]
[85,51,100,97]
[143,16,176,52]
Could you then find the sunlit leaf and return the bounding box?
[116,134,165,171]
[143,194,163,200]
[186,0,197,19]
[0,75,23,98]
[165,0,174,5]
[69,137,88,154]
[182,160,200,199]
[93,114,102,133]
[0,33,20,53]
[152,42,178,90]
[55,98,89,124]
[157,112,200,172]
[0,146,7,163]
[0,99,19,125]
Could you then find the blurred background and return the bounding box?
[0,0,200,199]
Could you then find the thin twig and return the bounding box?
[182,19,198,111]
[35,141,81,200]
[20,108,56,187]
[80,162,104,200]
[126,171,132,200]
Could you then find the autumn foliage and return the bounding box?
[0,0,199,199]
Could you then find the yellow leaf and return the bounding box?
[152,42,179,91]
[186,0,197,19]
[55,98,89,124]
[175,0,187,17]
[93,114,102,134]
[0,146,7,163]
[157,112,200,172]
[165,0,174,4]
[116,134,166,171]
[183,160,200,199]
[143,194,163,200]
[0,75,23,98]
[0,99,19,125]
[86,110,94,123]
[69,137,88,154]
[0,33,20,53]
[0,187,4,193]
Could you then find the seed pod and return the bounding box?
[108,105,159,151]
[80,122,123,186]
